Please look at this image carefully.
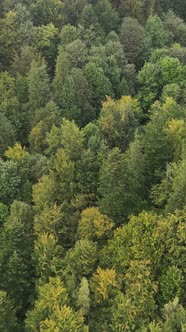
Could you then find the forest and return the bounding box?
[0,0,185,331]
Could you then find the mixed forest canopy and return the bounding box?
[0,0,186,331]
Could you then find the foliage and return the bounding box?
[0,1,186,330]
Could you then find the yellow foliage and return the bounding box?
[34,204,63,236]
[5,142,29,161]
[78,207,114,240]
[29,121,47,151]
[166,119,185,134]
[92,267,118,302]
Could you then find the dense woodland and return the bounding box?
[0,0,186,331]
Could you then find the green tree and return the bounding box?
[27,59,50,111]
[80,4,98,29]
[162,297,186,332]
[65,39,88,68]
[99,147,144,223]
[0,290,18,332]
[60,24,79,46]
[120,17,146,67]
[31,0,64,27]
[64,239,97,279]
[0,202,8,227]
[101,210,185,285]
[77,277,90,316]
[84,61,113,115]
[159,56,184,86]
[62,0,87,26]
[152,157,186,213]
[33,233,63,284]
[145,15,170,50]
[0,114,16,155]
[34,204,63,237]
[163,10,186,46]
[0,8,36,70]
[60,118,84,161]
[95,0,119,33]
[111,260,157,331]
[138,61,161,109]
[71,68,95,126]
[0,71,20,129]
[53,47,71,107]
[0,201,34,319]
[142,98,183,190]
[35,23,59,71]
[0,157,32,204]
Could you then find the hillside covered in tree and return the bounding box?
[0,0,186,331]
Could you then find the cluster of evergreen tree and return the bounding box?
[0,0,185,331]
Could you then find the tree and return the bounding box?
[53,47,71,107]
[91,267,119,303]
[60,24,79,46]
[27,59,50,111]
[0,158,32,205]
[111,260,157,331]
[71,68,94,126]
[61,119,84,161]
[159,266,184,304]
[0,114,16,155]
[25,276,68,330]
[138,53,185,110]
[5,142,29,161]
[77,207,114,242]
[159,56,184,86]
[80,4,98,28]
[0,201,34,320]
[117,0,152,22]
[95,0,119,33]
[161,83,181,103]
[35,23,59,72]
[0,291,18,332]
[29,121,48,153]
[39,305,85,331]
[61,0,87,26]
[120,17,146,68]
[59,75,81,122]
[163,10,186,47]
[52,148,76,201]
[101,210,185,286]
[99,147,144,223]
[32,175,56,212]
[152,157,186,213]
[34,204,63,237]
[33,233,63,284]
[11,46,39,76]
[0,71,20,129]
[138,61,161,109]
[142,98,183,190]
[0,202,8,227]
[145,15,170,50]
[65,39,88,68]
[84,61,113,115]
[77,277,90,316]
[0,8,36,70]
[162,297,186,332]
[64,239,97,279]
[98,96,139,151]
[30,0,64,27]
